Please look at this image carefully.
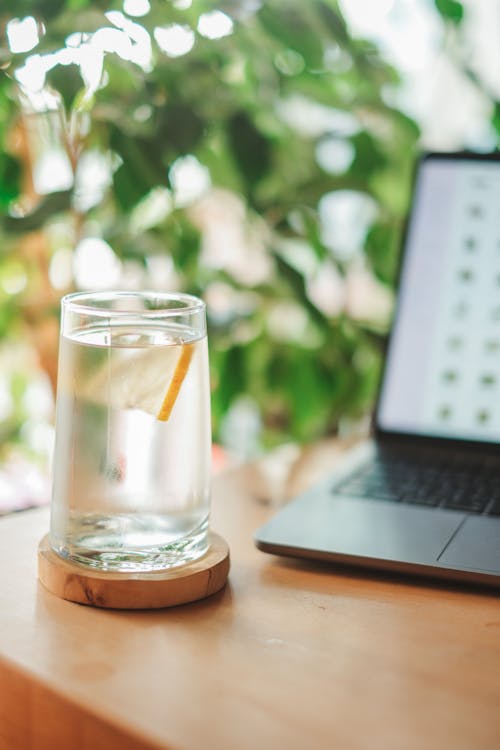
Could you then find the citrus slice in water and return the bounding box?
[79,340,194,420]
[157,343,193,421]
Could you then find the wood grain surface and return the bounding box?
[1,438,500,750]
[38,532,230,609]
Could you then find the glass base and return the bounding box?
[50,514,209,572]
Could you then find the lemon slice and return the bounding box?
[157,343,193,421]
[79,342,194,419]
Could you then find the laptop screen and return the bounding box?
[377,153,500,444]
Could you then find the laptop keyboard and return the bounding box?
[334,451,500,516]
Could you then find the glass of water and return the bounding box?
[50,291,211,572]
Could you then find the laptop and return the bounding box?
[255,150,500,587]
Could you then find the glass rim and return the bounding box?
[61,290,205,318]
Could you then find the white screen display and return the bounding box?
[377,155,500,443]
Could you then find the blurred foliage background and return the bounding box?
[0,0,496,469]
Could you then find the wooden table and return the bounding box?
[1,440,500,750]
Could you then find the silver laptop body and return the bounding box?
[255,152,500,587]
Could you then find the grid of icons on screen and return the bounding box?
[425,169,500,436]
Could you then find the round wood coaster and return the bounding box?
[38,532,230,609]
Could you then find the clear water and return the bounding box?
[50,323,211,571]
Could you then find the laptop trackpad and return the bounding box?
[439,516,500,572]
[257,496,464,565]
[308,499,463,564]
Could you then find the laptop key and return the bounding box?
[334,453,500,515]
[442,497,487,513]
[335,482,400,502]
[401,493,440,507]
[367,490,401,503]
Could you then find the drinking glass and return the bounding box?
[50,291,211,572]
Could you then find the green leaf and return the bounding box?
[491,102,500,135]
[282,350,332,439]
[0,153,21,209]
[211,344,246,420]
[110,127,167,211]
[258,3,325,69]
[113,163,147,213]
[364,222,401,285]
[158,103,205,157]
[316,1,350,45]
[45,64,84,111]
[301,208,328,262]
[163,214,201,277]
[227,111,271,191]
[0,296,19,340]
[434,0,464,24]
[0,0,67,19]
[349,131,388,178]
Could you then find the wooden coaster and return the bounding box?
[38,532,230,609]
